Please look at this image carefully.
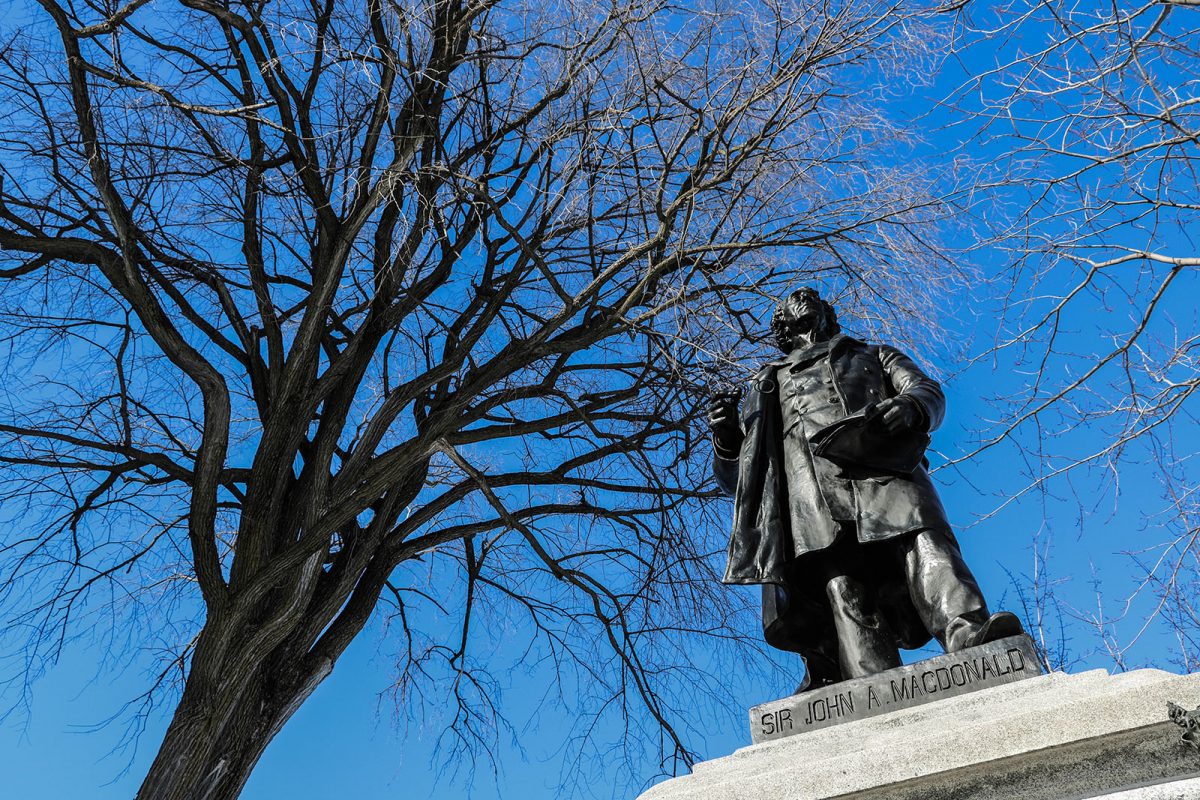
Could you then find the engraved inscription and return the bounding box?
[892,647,1027,703]
[803,690,854,725]
[748,636,1046,744]
[760,708,794,737]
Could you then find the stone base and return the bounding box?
[638,668,1200,800]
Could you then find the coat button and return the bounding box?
[828,396,839,404]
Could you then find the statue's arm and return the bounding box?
[712,442,740,496]
[877,345,946,432]
[707,389,746,496]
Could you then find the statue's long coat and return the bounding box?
[714,334,953,650]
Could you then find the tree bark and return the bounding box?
[137,645,334,800]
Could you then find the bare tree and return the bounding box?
[0,0,958,797]
[945,1,1200,666]
[1000,527,1075,672]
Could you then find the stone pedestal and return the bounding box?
[638,666,1200,800]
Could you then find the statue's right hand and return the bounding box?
[706,390,741,431]
[706,389,744,454]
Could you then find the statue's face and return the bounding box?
[776,288,831,349]
[785,290,823,328]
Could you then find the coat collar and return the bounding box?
[758,334,856,372]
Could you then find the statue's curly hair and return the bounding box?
[771,288,840,352]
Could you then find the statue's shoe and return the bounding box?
[967,611,1023,647]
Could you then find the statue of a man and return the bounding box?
[707,287,1020,691]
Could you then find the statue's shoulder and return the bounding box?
[834,337,920,371]
[871,341,917,362]
[837,335,918,358]
[832,334,874,355]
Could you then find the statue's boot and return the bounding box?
[794,645,842,694]
[945,609,1023,651]
[966,611,1023,647]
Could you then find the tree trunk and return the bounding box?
[136,646,334,800]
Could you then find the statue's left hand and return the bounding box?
[864,397,921,434]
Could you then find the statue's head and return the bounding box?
[771,287,840,352]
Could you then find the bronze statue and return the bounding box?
[708,287,1021,691]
